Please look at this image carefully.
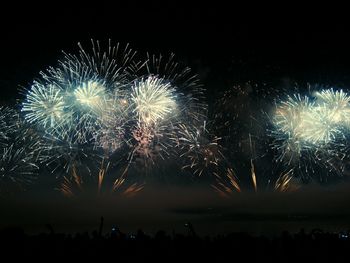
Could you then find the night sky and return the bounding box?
[1,3,350,236]
[3,4,350,100]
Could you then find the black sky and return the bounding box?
[2,3,350,102]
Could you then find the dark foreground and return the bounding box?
[0,221,349,262]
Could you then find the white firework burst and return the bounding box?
[22,83,68,129]
[131,76,177,125]
[272,94,337,146]
[270,88,350,181]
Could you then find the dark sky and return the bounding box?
[2,3,350,101]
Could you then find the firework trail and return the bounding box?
[273,169,299,192]
[212,168,241,198]
[212,166,300,197]
[60,160,144,198]
[250,159,257,192]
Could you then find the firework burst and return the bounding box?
[131,76,177,126]
[22,83,68,130]
[74,80,107,110]
[119,54,208,168]
[269,87,350,181]
[144,53,207,124]
[272,94,341,146]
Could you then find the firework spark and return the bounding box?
[177,122,223,176]
[0,107,43,192]
[0,144,39,188]
[0,107,16,147]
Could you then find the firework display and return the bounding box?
[1,39,350,197]
[11,40,207,195]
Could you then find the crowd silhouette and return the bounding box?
[0,217,349,261]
